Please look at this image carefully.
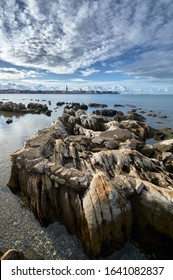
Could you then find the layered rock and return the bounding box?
[8,110,173,258]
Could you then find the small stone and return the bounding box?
[54,177,66,185]
[34,159,48,173]
[55,182,59,188]
[6,118,13,124]
[104,140,119,149]
[162,152,173,162]
[92,137,105,145]
[134,179,145,194]
[70,177,79,186]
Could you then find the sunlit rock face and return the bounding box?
[8,110,173,258]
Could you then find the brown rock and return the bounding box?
[153,139,173,153]
[0,249,25,260]
[7,112,173,258]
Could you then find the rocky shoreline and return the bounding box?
[7,104,173,259]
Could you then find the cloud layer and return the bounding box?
[0,0,173,79]
[0,67,42,80]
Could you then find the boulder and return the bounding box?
[130,181,173,256]
[113,111,124,122]
[127,112,146,122]
[121,120,156,141]
[155,128,173,140]
[0,101,50,116]
[114,104,125,107]
[153,139,173,153]
[27,102,48,113]
[64,103,88,111]
[56,101,65,106]
[6,118,13,124]
[141,144,154,157]
[7,111,173,259]
[100,127,133,141]
[162,152,173,162]
[93,109,117,117]
[88,103,108,108]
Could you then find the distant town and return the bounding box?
[0,86,120,95]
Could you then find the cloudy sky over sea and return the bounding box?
[0,0,173,92]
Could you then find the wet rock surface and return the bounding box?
[7,107,173,259]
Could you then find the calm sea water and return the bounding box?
[0,93,173,259]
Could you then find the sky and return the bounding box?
[0,0,173,93]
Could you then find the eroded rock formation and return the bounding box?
[8,110,173,258]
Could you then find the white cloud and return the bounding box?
[1,77,172,94]
[70,78,85,82]
[120,49,173,79]
[0,0,172,80]
[105,70,122,74]
[80,68,100,76]
[0,67,42,80]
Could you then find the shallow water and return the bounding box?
[0,93,173,259]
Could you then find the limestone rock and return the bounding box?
[0,101,51,116]
[153,139,173,153]
[130,181,173,254]
[7,110,173,258]
[141,144,154,157]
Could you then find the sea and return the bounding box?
[0,93,173,260]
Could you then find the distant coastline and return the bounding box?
[0,89,120,95]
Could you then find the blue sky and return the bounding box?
[0,0,173,93]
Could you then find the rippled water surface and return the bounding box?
[0,93,173,259]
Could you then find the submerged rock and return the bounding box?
[8,110,173,259]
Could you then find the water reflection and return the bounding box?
[0,112,25,118]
